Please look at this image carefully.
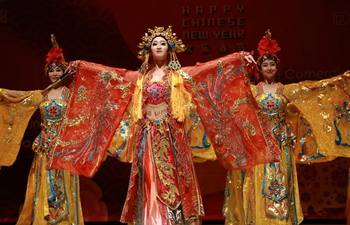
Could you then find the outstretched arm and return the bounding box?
[284,72,350,162]
[183,51,279,170]
[49,60,137,177]
[0,88,26,98]
[0,89,43,167]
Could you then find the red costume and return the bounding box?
[50,26,279,224]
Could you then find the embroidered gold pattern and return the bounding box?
[4,108,14,144]
[99,71,123,83]
[65,115,88,126]
[55,139,82,147]
[76,85,89,102]
[114,81,132,98]
[242,119,257,136]
[153,121,180,206]
[230,97,251,115]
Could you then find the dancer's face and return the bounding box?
[151,36,169,61]
[260,59,277,81]
[47,66,64,83]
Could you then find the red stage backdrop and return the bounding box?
[0,0,349,223]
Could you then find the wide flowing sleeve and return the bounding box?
[284,72,350,163]
[107,108,135,163]
[49,60,137,177]
[0,89,42,166]
[185,102,217,162]
[183,52,280,170]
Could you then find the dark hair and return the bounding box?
[45,62,67,76]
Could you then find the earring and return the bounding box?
[168,52,181,70]
[139,52,150,74]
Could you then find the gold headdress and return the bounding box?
[256,29,281,69]
[44,34,68,75]
[137,26,186,73]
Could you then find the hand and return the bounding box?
[64,60,78,76]
[64,66,76,76]
[244,54,256,64]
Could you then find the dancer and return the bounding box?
[223,29,350,225]
[49,26,280,224]
[0,34,84,225]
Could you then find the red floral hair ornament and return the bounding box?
[44,34,68,75]
[257,29,281,68]
[46,47,64,64]
[257,29,281,56]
